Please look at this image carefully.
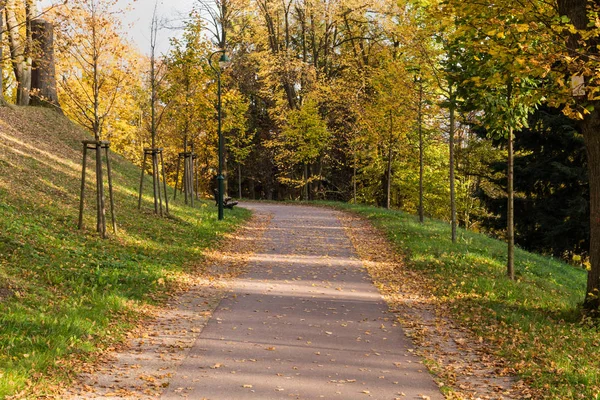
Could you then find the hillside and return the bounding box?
[0,106,250,397]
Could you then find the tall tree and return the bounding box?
[163,15,216,195]
[556,0,600,310]
[270,95,329,197]
[445,0,550,278]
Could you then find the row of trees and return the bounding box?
[1,0,599,309]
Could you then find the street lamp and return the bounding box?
[208,49,230,220]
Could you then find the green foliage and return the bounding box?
[476,107,589,258]
[270,97,330,188]
[223,89,254,166]
[444,1,553,138]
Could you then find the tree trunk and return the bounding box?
[353,145,357,204]
[304,163,308,201]
[581,112,600,308]
[224,151,228,197]
[386,113,393,210]
[556,0,599,309]
[30,19,61,111]
[6,0,31,105]
[449,94,457,242]
[238,163,242,199]
[507,125,515,280]
[24,0,33,103]
[0,1,8,106]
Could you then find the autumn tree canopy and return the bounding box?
[0,0,591,308]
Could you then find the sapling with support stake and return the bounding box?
[56,0,128,237]
[137,2,170,216]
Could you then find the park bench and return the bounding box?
[213,189,238,209]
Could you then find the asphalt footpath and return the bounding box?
[161,203,443,400]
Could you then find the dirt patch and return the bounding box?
[0,285,13,302]
[340,212,538,400]
[53,212,271,399]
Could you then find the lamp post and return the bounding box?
[208,49,230,220]
[416,75,424,223]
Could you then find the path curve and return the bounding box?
[162,203,442,399]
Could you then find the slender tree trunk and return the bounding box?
[449,94,457,242]
[0,1,7,106]
[23,0,33,104]
[238,163,242,199]
[220,0,227,49]
[224,152,228,197]
[304,163,308,201]
[507,125,515,279]
[353,144,357,204]
[151,47,156,148]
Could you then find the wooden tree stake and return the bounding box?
[78,140,117,238]
[138,148,169,216]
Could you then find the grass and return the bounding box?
[327,203,597,399]
[0,107,250,398]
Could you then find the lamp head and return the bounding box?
[219,52,231,69]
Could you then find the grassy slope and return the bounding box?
[0,107,250,398]
[330,203,596,399]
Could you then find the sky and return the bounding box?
[121,0,196,55]
[41,0,197,55]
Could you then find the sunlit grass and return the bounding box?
[0,107,251,397]
[327,202,596,399]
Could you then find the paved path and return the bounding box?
[162,203,443,399]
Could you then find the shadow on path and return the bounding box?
[161,203,442,399]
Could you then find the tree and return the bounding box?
[52,0,134,237]
[54,0,131,140]
[223,89,253,198]
[476,106,589,258]
[30,18,62,110]
[556,0,600,310]
[270,96,329,198]
[444,0,550,278]
[0,0,8,106]
[6,0,37,105]
[162,15,216,197]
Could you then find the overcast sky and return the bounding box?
[42,0,197,55]
[123,0,196,55]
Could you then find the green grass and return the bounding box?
[328,202,597,399]
[0,107,250,397]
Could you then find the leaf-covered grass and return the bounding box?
[0,107,250,398]
[327,202,595,399]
